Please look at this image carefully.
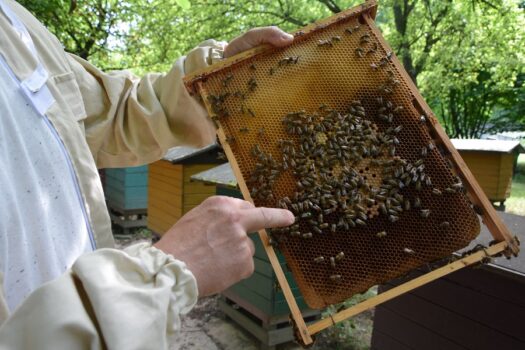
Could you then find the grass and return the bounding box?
[506,154,525,216]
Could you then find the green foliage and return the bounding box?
[18,0,525,137]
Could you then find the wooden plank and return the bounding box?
[148,201,182,219]
[371,329,413,350]
[147,214,177,235]
[307,241,508,335]
[380,290,525,349]
[365,14,519,255]
[149,164,183,181]
[183,182,216,194]
[151,160,182,172]
[149,172,182,188]
[373,306,465,350]
[183,193,214,206]
[148,184,183,204]
[183,163,218,182]
[447,267,525,307]
[399,275,525,341]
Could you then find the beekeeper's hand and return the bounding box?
[154,196,294,296]
[224,26,293,58]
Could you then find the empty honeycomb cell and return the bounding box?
[188,6,480,309]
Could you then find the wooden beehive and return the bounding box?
[147,144,224,235]
[184,1,518,344]
[105,165,148,212]
[451,139,524,204]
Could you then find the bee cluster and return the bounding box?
[202,19,474,293]
[247,100,464,282]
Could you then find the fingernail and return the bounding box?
[286,210,295,224]
[281,33,293,41]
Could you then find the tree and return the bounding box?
[20,0,525,137]
[18,0,127,62]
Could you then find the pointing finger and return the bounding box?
[240,207,295,233]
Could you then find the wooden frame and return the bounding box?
[186,1,520,345]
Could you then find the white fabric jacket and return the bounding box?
[0,0,221,347]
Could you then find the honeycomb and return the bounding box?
[185,2,480,309]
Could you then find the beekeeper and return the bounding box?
[0,0,294,348]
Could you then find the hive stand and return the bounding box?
[184,1,519,346]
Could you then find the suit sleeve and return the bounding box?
[68,40,226,168]
[0,243,198,350]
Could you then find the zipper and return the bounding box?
[41,115,97,250]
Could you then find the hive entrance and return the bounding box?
[185,1,516,322]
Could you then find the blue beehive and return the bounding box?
[104,165,148,212]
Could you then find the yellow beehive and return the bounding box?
[147,145,224,235]
[452,139,524,204]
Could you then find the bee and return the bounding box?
[290,231,301,237]
[320,223,329,229]
[247,77,258,91]
[420,115,427,123]
[389,146,396,157]
[332,36,341,42]
[377,231,387,238]
[355,47,365,58]
[330,257,336,268]
[331,224,337,233]
[440,221,450,228]
[222,73,233,87]
[413,197,421,208]
[330,274,342,281]
[239,127,249,133]
[432,188,442,196]
[420,209,430,218]
[403,248,415,255]
[318,39,333,47]
[302,232,313,239]
[421,147,428,157]
[388,215,399,223]
[428,142,435,151]
[404,199,411,211]
[269,67,275,75]
[451,182,464,190]
[393,106,404,113]
[257,127,265,136]
[217,152,226,160]
[335,252,345,261]
[359,33,371,44]
[445,187,456,194]
[345,28,353,34]
[247,108,256,117]
[313,226,322,234]
[314,256,325,263]
[355,219,366,226]
[225,136,235,144]
[249,63,256,70]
